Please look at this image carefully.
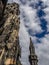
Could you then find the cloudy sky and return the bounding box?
[8,0,49,65]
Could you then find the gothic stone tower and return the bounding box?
[0,1,21,65]
[0,0,38,65]
[29,38,38,65]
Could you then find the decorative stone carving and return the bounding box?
[0,2,21,65]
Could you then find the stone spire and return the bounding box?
[29,38,38,65]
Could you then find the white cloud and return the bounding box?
[42,0,49,6]
[20,5,43,34]
[19,1,49,65]
[43,6,49,32]
[34,34,49,65]
[19,19,30,65]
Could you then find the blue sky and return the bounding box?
[8,0,49,65]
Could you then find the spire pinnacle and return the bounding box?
[29,38,38,65]
[29,38,35,54]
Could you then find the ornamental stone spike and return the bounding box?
[29,38,38,65]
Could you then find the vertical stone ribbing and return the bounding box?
[29,38,38,65]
